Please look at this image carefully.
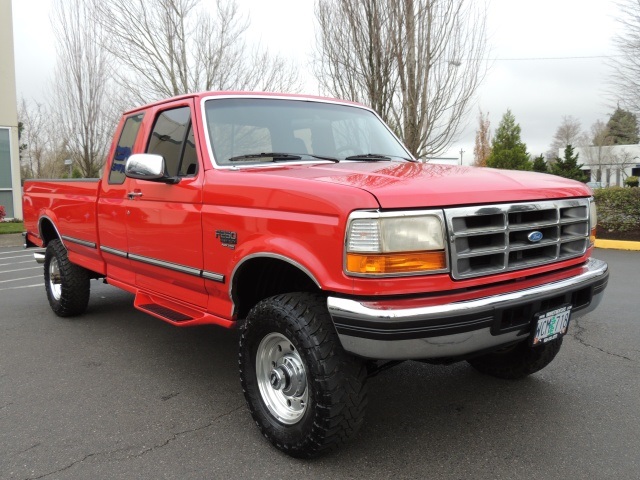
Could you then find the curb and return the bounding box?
[0,233,23,248]
[595,238,640,251]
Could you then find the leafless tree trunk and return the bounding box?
[315,0,397,121]
[314,0,489,158]
[94,0,300,104]
[473,109,491,167]
[609,0,640,114]
[51,0,120,178]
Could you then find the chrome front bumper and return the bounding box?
[327,258,609,360]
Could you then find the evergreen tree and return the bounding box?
[606,107,639,144]
[532,154,548,173]
[550,144,588,182]
[486,110,531,170]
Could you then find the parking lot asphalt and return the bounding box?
[0,246,639,480]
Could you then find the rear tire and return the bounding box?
[44,239,90,317]
[467,338,563,380]
[239,293,368,458]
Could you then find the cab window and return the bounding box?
[109,113,144,184]
[147,106,198,177]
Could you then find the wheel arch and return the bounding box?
[231,254,323,319]
[38,215,63,247]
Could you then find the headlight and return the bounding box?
[345,211,448,276]
[589,198,597,245]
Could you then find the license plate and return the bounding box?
[531,304,572,346]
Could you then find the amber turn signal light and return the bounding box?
[346,251,447,275]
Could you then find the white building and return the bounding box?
[570,145,640,187]
[0,0,22,219]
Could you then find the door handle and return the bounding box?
[127,191,143,200]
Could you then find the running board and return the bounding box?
[138,303,192,323]
[133,291,235,328]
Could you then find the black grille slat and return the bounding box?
[446,199,591,279]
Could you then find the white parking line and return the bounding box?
[0,249,29,255]
[0,261,35,267]
[0,266,43,274]
[0,275,43,284]
[0,283,43,292]
[0,254,34,260]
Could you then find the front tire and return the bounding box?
[467,337,563,380]
[239,293,368,458]
[44,239,90,317]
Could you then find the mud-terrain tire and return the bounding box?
[239,293,368,458]
[467,337,563,380]
[44,239,90,317]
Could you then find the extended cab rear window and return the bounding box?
[109,113,144,184]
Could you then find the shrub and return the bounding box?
[625,176,639,187]
[594,187,640,232]
[0,205,5,222]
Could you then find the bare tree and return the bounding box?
[94,0,300,104]
[18,99,71,180]
[315,0,397,121]
[580,120,613,182]
[18,99,49,178]
[473,109,491,166]
[609,0,640,114]
[314,0,489,158]
[51,0,120,178]
[547,115,586,159]
[609,148,637,185]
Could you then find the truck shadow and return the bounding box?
[75,284,576,472]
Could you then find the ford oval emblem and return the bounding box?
[528,231,543,243]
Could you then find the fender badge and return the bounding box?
[527,231,543,243]
[215,230,237,249]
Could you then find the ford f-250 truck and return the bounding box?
[23,92,609,458]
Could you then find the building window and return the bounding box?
[0,128,14,217]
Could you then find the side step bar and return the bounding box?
[132,290,235,328]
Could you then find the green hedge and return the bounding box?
[593,187,640,232]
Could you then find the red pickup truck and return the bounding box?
[23,92,609,458]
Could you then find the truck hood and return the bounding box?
[253,161,592,209]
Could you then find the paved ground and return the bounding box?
[0,246,638,479]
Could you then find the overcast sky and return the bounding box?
[11,0,620,163]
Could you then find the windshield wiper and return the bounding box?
[344,153,417,162]
[228,152,302,162]
[344,153,392,161]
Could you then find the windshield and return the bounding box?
[203,98,412,166]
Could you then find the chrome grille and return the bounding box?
[445,199,591,280]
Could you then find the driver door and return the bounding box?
[125,101,207,308]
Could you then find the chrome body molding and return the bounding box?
[327,257,609,360]
[128,253,202,277]
[202,271,225,282]
[61,235,97,249]
[98,246,225,283]
[100,246,128,258]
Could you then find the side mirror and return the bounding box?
[125,153,180,184]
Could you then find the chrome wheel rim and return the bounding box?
[49,257,62,301]
[256,332,308,425]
